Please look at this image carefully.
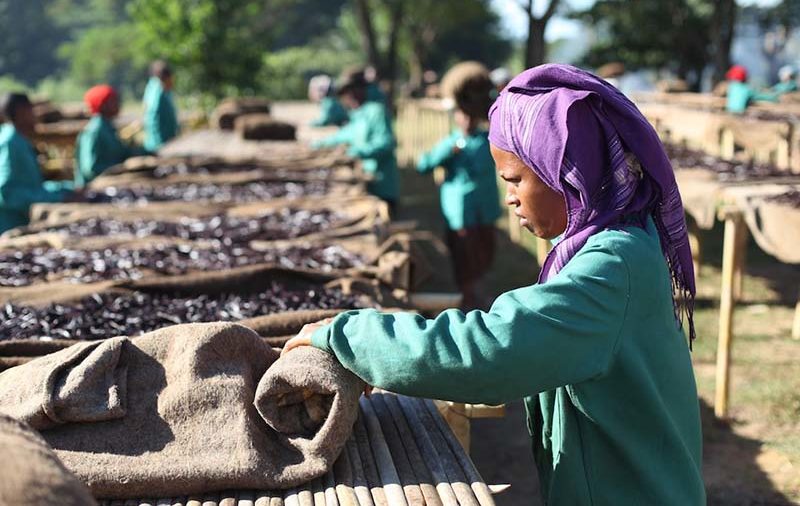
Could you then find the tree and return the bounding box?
[574,0,713,90]
[0,0,69,85]
[129,0,270,98]
[710,0,737,87]
[517,0,561,68]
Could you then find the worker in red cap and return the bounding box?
[74,85,146,187]
[725,64,778,114]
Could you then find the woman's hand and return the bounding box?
[280,317,374,396]
[281,318,333,356]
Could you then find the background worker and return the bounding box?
[314,69,399,211]
[286,64,705,506]
[0,93,76,233]
[143,60,179,151]
[725,64,778,114]
[417,63,502,310]
[308,75,349,127]
[74,84,147,187]
[771,64,798,95]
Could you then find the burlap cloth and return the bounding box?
[674,170,727,229]
[0,322,365,498]
[722,183,800,264]
[235,114,297,141]
[211,98,272,130]
[0,413,97,505]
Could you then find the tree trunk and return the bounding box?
[526,19,547,67]
[384,0,404,107]
[710,0,737,87]
[522,0,560,68]
[353,0,380,70]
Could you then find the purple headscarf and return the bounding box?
[489,64,695,340]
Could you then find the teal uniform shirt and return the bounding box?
[142,77,179,151]
[367,83,386,105]
[0,124,72,233]
[315,102,399,201]
[312,220,705,506]
[417,129,502,230]
[771,80,798,94]
[726,80,778,114]
[75,115,145,187]
[311,97,349,127]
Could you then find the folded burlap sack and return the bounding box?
[0,322,364,499]
[235,113,297,141]
[0,413,97,506]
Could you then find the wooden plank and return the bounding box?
[715,212,744,418]
[369,395,426,506]
[352,414,387,506]
[237,490,256,506]
[323,470,340,506]
[393,395,460,506]
[346,438,375,506]
[382,395,444,506]
[332,443,359,506]
[733,225,749,302]
[400,397,479,506]
[359,396,409,506]
[423,400,495,506]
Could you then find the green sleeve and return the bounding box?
[146,94,179,148]
[312,238,630,404]
[314,122,355,148]
[348,107,395,159]
[417,134,457,174]
[752,89,780,103]
[0,144,67,211]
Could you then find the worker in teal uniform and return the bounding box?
[0,93,76,233]
[771,64,798,95]
[308,75,349,127]
[74,84,147,187]
[726,64,778,114]
[417,107,502,310]
[142,60,179,151]
[314,69,399,211]
[285,64,705,506]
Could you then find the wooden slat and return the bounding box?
[346,438,375,506]
[359,397,408,506]
[423,400,494,506]
[400,397,479,506]
[368,395,425,506]
[382,395,445,506]
[352,414,387,506]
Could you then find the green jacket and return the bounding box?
[772,80,798,95]
[726,81,778,114]
[313,220,705,505]
[143,77,179,151]
[311,97,349,127]
[315,102,399,201]
[0,124,72,233]
[417,129,502,230]
[75,115,144,187]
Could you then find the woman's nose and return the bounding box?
[505,192,519,206]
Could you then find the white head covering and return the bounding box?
[308,75,333,101]
[490,67,512,87]
[779,65,797,81]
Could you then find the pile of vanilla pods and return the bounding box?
[664,143,784,181]
[1,283,361,340]
[0,243,363,287]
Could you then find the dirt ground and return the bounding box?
[277,101,800,505]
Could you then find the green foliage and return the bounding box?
[574,0,713,86]
[0,0,69,85]
[260,44,361,100]
[59,23,149,97]
[129,0,270,99]
[0,75,29,95]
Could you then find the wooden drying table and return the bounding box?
[712,182,800,419]
[96,393,496,506]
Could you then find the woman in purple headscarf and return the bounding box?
[285,64,705,505]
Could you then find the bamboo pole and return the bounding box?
[323,470,340,506]
[311,478,326,506]
[732,225,749,302]
[359,396,409,506]
[237,491,256,506]
[346,438,376,506]
[715,210,744,418]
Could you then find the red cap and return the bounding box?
[725,65,748,83]
[84,85,118,115]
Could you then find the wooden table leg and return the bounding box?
[733,225,749,302]
[715,211,745,419]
